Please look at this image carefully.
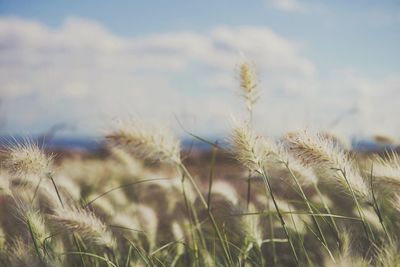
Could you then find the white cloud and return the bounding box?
[0,16,398,139]
[268,0,307,13]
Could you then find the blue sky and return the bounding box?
[2,0,398,76]
[0,0,399,138]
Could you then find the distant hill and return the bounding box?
[0,135,397,154]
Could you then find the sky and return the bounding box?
[0,0,399,139]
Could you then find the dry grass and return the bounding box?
[0,62,399,266]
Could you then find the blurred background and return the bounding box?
[0,0,399,151]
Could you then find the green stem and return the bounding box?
[207,144,218,210]
[47,173,64,208]
[286,165,327,246]
[314,184,340,246]
[267,198,277,265]
[259,167,300,266]
[340,170,373,242]
[246,171,252,210]
[369,164,390,240]
[178,163,234,266]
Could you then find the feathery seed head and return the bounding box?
[136,204,158,249]
[212,180,239,205]
[376,239,400,267]
[230,122,275,173]
[272,144,318,186]
[370,152,400,190]
[239,62,259,111]
[243,203,263,247]
[391,194,400,214]
[0,227,4,250]
[374,134,397,145]
[285,130,370,199]
[7,238,39,267]
[15,201,49,244]
[25,211,48,243]
[50,205,114,248]
[171,221,185,241]
[4,140,53,176]
[0,171,11,196]
[171,221,186,255]
[106,120,181,164]
[110,147,144,175]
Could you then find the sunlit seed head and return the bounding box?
[376,239,400,267]
[136,204,158,249]
[230,120,276,173]
[239,62,259,111]
[4,140,53,176]
[285,130,369,200]
[243,203,263,247]
[106,120,181,164]
[7,238,39,267]
[50,205,114,248]
[273,144,319,186]
[0,171,11,196]
[369,152,400,192]
[212,180,239,205]
[17,204,48,244]
[110,147,144,175]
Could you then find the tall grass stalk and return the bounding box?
[178,163,234,266]
[259,167,300,266]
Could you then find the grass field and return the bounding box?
[1,63,399,266]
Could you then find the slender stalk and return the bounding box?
[125,245,133,267]
[287,205,313,266]
[285,164,328,247]
[178,164,234,266]
[340,169,374,242]
[48,172,86,267]
[180,177,200,266]
[60,252,117,267]
[47,172,64,208]
[369,164,390,239]
[73,234,86,267]
[31,177,43,204]
[246,171,252,210]
[313,184,340,246]
[207,143,218,210]
[259,167,300,266]
[267,198,277,265]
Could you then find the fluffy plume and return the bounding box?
[212,180,239,205]
[3,140,53,176]
[238,62,259,112]
[136,204,158,250]
[271,144,318,186]
[284,130,370,199]
[110,147,144,175]
[324,230,370,267]
[369,152,400,189]
[106,120,181,164]
[17,205,49,245]
[230,122,275,173]
[0,171,11,196]
[6,238,40,267]
[49,205,114,248]
[230,122,317,187]
[376,240,400,267]
[243,203,263,247]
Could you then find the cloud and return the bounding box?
[268,0,307,13]
[0,16,398,138]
